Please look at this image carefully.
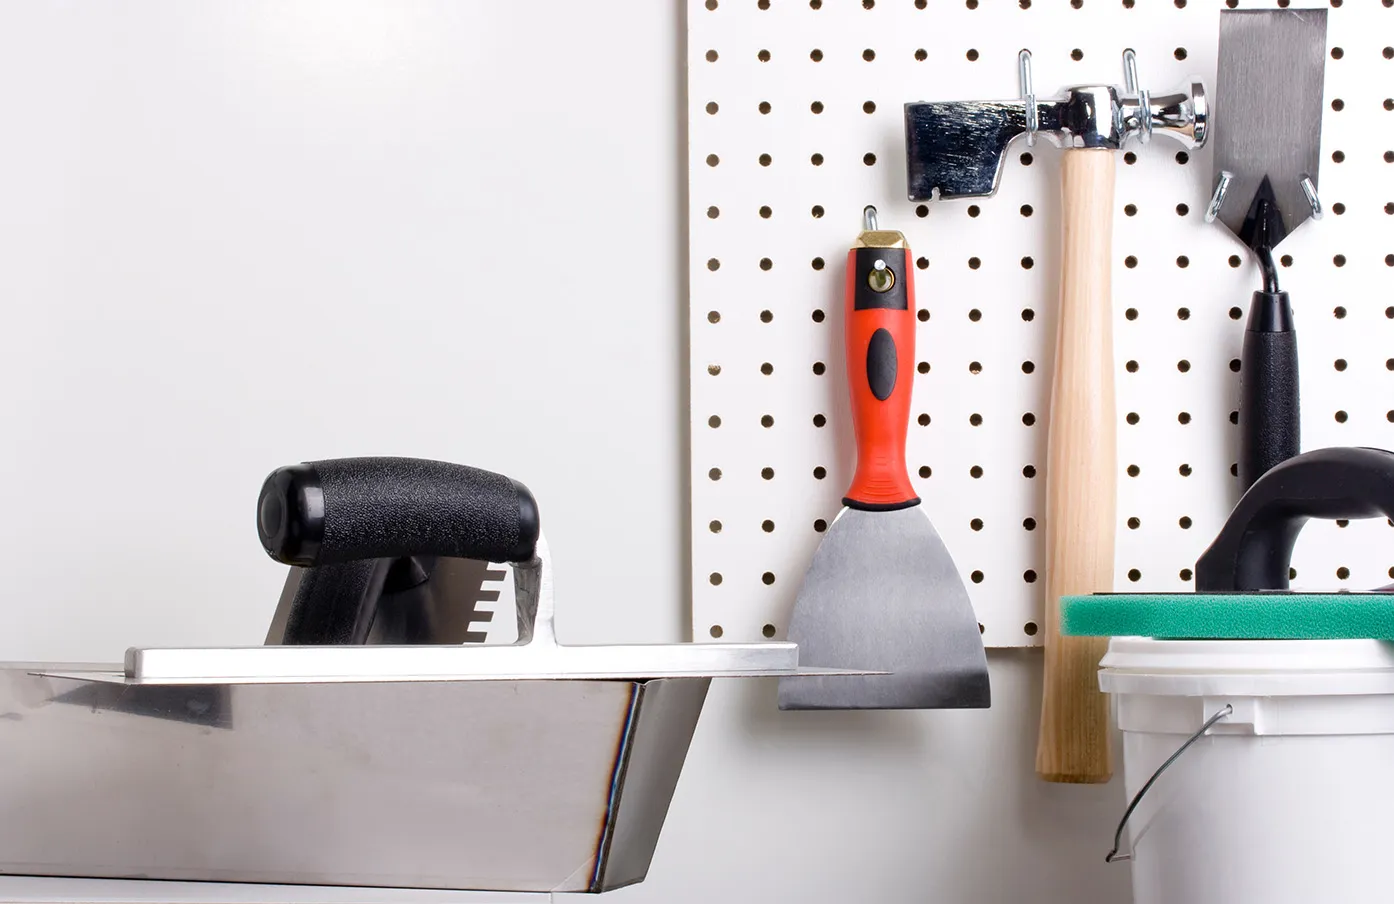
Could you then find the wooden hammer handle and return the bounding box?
[1036,148,1117,784]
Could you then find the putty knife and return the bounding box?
[776,207,990,711]
[1206,8,1328,492]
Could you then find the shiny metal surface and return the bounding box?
[905,51,1206,201]
[1210,8,1328,242]
[0,666,704,893]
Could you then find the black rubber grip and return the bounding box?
[257,456,540,567]
[1237,291,1300,491]
[280,559,389,645]
[866,328,897,401]
[1196,446,1394,592]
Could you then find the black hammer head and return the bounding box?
[904,51,1206,202]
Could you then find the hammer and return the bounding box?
[903,50,1207,784]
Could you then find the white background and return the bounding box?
[10,1,1386,902]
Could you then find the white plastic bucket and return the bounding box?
[1099,637,1394,904]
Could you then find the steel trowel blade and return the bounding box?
[1212,8,1328,243]
[776,505,990,710]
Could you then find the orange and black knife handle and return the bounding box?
[842,221,919,511]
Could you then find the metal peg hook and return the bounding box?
[1018,49,1037,148]
[1205,171,1233,223]
[1300,174,1323,220]
[1122,48,1151,144]
[863,205,878,231]
[1105,704,1233,864]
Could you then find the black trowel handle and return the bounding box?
[1197,446,1394,592]
[257,456,540,567]
[1238,289,1300,491]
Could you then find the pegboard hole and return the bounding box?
[707,206,720,219]
[1333,150,1345,163]
[709,467,722,481]
[810,153,824,166]
[1338,567,1351,580]
[1022,360,1036,374]
[972,465,985,479]
[812,361,825,375]
[705,0,718,9]
[1178,307,1190,321]
[969,413,983,426]
[1022,412,1036,426]
[709,520,721,533]
[708,364,721,376]
[968,205,981,218]
[1230,306,1243,320]
[918,465,932,478]
[1281,254,1293,268]
[1174,48,1187,61]
[759,258,773,270]
[1127,517,1141,529]
[1071,48,1084,61]
[707,258,720,271]
[971,570,984,584]
[1177,203,1190,216]
[968,308,982,321]
[1021,256,1034,269]
[810,0,821,7]
[1335,359,1348,372]
[1334,305,1347,319]
[971,518,984,531]
[1180,568,1194,581]
[810,101,824,114]
[863,100,876,113]
[1331,47,1344,60]
[811,256,825,270]
[758,154,772,167]
[1176,152,1189,165]
[812,466,826,480]
[1229,255,1241,268]
[706,154,719,167]
[1124,152,1137,165]
[916,256,929,269]
[966,49,979,62]
[1332,99,1345,112]
[1021,308,1035,321]
[915,204,930,218]
[1230,410,1239,425]
[966,0,978,7]
[1126,360,1139,373]
[758,49,771,62]
[708,415,721,428]
[810,49,823,62]
[1127,464,1141,477]
[1179,412,1191,425]
[1124,204,1137,216]
[706,101,719,114]
[705,50,718,62]
[863,153,877,166]
[813,413,826,427]
[759,205,772,219]
[709,573,722,586]
[1127,412,1140,425]
[758,101,772,115]
[1179,515,1193,529]
[760,310,773,323]
[969,361,983,374]
[762,624,776,639]
[968,258,982,271]
[1128,569,1142,582]
[761,467,775,480]
[1021,465,1035,478]
[760,362,773,375]
[761,414,774,428]
[1126,308,1138,320]
[918,308,930,322]
[1176,255,1190,268]
[1020,152,1034,166]
[709,624,723,638]
[1334,254,1347,267]
[762,572,776,585]
[708,311,721,323]
[812,310,825,323]
[814,519,828,532]
[1023,517,1037,531]
[918,413,931,426]
[918,361,930,374]
[1024,622,1038,636]
[1125,255,1138,269]
[1336,410,1349,423]
[915,49,928,62]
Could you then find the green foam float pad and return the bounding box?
[1060,593,1394,640]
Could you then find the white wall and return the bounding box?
[0,3,1128,901]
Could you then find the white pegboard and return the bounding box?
[687,0,1394,647]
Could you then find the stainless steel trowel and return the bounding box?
[1206,8,1328,492]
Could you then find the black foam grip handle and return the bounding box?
[257,456,539,567]
[1196,446,1394,593]
[1237,292,1300,491]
